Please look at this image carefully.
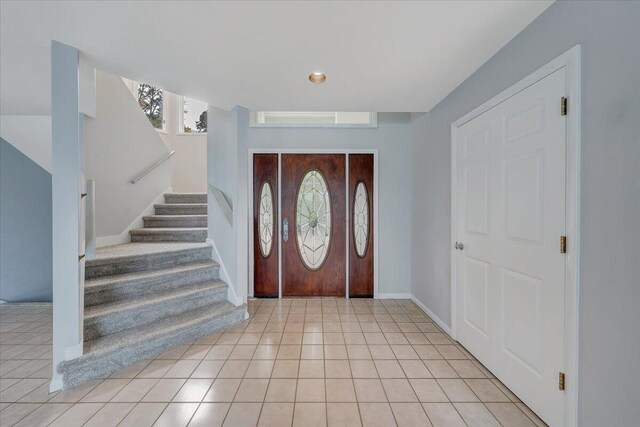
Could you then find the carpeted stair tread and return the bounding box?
[129,227,207,234]
[164,193,207,204]
[154,203,207,215]
[85,280,227,321]
[143,214,207,228]
[83,280,229,340]
[84,261,220,307]
[90,242,211,262]
[85,261,218,293]
[129,227,207,243]
[86,242,213,279]
[58,303,246,389]
[84,302,241,354]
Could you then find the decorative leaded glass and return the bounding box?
[258,181,274,257]
[296,170,331,270]
[353,181,369,257]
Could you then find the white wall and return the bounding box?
[248,113,412,297]
[410,2,640,425]
[85,70,171,244]
[162,94,207,193]
[122,78,207,193]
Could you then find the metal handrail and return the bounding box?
[130,150,175,184]
[85,180,96,259]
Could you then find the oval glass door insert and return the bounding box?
[258,181,274,257]
[296,170,331,270]
[353,181,369,257]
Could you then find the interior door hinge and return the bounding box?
[560,236,567,254]
[561,97,568,116]
[559,372,566,391]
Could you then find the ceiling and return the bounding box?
[0,1,553,115]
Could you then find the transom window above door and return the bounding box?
[250,112,377,128]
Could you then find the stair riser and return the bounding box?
[84,287,227,341]
[85,247,212,279]
[85,266,220,307]
[164,194,207,204]
[59,307,245,389]
[155,205,207,215]
[130,230,207,243]
[143,217,207,228]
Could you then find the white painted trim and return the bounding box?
[345,154,350,298]
[95,187,172,248]
[248,148,379,299]
[410,295,454,337]
[377,293,412,300]
[49,376,63,393]
[206,237,242,306]
[450,45,581,427]
[277,153,283,298]
[65,342,83,360]
[50,335,82,392]
[373,151,379,299]
[247,153,255,298]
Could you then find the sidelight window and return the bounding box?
[258,182,274,257]
[353,181,369,257]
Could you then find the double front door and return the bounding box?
[253,153,373,297]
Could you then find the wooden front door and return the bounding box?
[349,154,374,297]
[281,154,346,296]
[253,154,279,297]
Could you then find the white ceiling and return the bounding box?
[0,1,553,115]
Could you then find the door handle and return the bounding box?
[282,218,289,242]
[455,242,465,250]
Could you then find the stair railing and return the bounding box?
[209,184,233,225]
[130,150,176,184]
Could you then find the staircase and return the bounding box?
[57,193,246,389]
[130,192,208,242]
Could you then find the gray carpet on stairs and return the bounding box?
[57,193,246,389]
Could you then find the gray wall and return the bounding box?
[410,1,640,425]
[249,113,412,296]
[0,137,52,301]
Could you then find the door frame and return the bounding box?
[248,148,379,299]
[450,45,581,426]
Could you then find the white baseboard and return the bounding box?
[377,293,413,300]
[410,295,454,338]
[95,187,172,248]
[49,375,63,393]
[206,238,243,307]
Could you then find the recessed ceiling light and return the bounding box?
[309,72,326,84]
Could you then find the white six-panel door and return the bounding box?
[456,68,567,426]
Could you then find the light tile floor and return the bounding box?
[0,299,547,426]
